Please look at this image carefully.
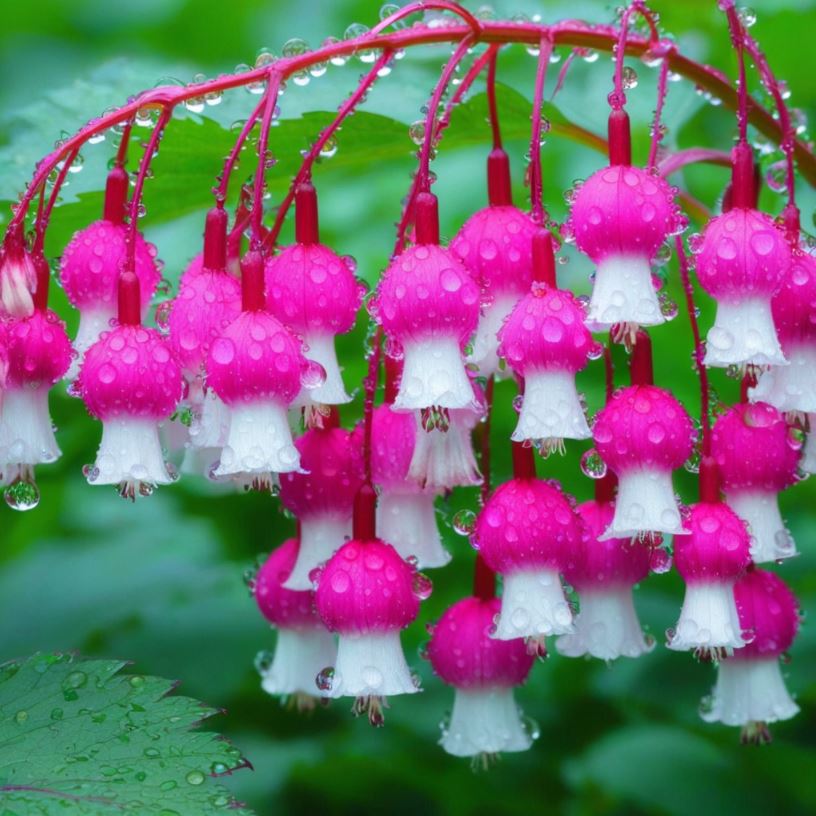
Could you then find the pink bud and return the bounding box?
[256,538,321,629]
[60,221,160,373]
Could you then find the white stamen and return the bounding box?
[493,568,573,640]
[441,686,532,757]
[701,657,799,726]
[214,400,300,480]
[0,386,60,467]
[726,489,796,563]
[88,417,173,487]
[260,626,337,697]
[587,254,664,329]
[293,332,351,406]
[467,293,520,379]
[750,344,816,413]
[283,513,352,590]
[512,368,590,444]
[394,336,475,411]
[602,467,686,539]
[667,580,745,652]
[68,307,116,381]
[704,297,787,368]
[376,488,450,568]
[556,586,653,660]
[408,411,480,490]
[325,629,418,698]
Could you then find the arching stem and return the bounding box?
[529,35,554,223]
[250,72,284,248]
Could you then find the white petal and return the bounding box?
[667,580,746,651]
[513,368,590,443]
[556,586,652,660]
[588,254,664,329]
[726,489,796,563]
[293,332,352,406]
[214,401,300,477]
[408,410,480,490]
[377,488,450,568]
[493,568,573,639]
[0,387,60,466]
[283,513,352,591]
[603,467,686,539]
[701,657,799,726]
[325,630,418,698]
[441,687,532,757]
[704,297,786,368]
[260,626,337,697]
[68,307,115,381]
[393,336,475,411]
[751,345,816,413]
[89,417,172,486]
[468,294,519,379]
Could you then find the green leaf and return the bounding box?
[0,653,255,816]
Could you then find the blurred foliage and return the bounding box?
[1,1,816,815]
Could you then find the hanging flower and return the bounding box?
[427,596,536,760]
[279,423,364,590]
[701,568,800,743]
[711,401,800,563]
[254,537,336,710]
[557,493,655,660]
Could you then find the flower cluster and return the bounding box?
[1,0,809,759]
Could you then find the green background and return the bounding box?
[2,1,816,814]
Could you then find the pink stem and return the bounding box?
[551,50,578,100]
[392,45,496,256]
[486,48,503,150]
[610,1,659,110]
[126,107,172,273]
[34,147,79,253]
[250,72,283,247]
[658,148,732,177]
[529,35,554,223]
[263,49,393,251]
[371,1,482,36]
[417,36,477,192]
[722,2,750,145]
[676,234,711,456]
[6,17,816,236]
[647,54,672,169]
[217,96,268,203]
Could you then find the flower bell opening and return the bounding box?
[408,408,481,490]
[259,627,336,701]
[667,580,746,657]
[493,568,573,641]
[441,687,532,758]
[512,368,590,446]
[704,297,787,368]
[701,657,799,735]
[602,467,686,540]
[726,489,796,563]
[751,345,816,412]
